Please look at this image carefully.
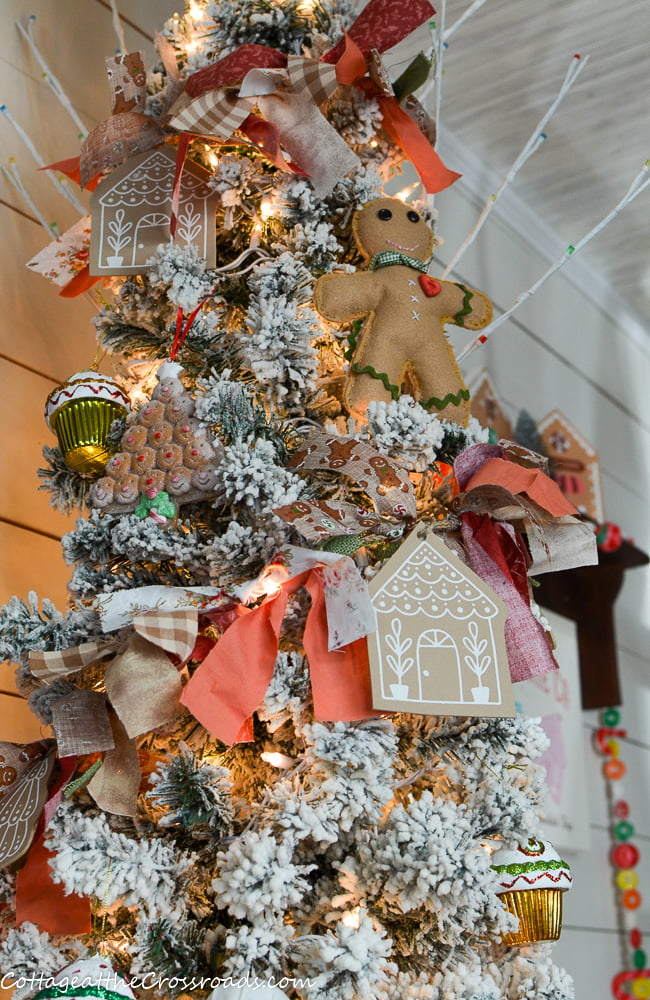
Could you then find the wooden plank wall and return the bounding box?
[1,2,649,994]
[0,1,176,733]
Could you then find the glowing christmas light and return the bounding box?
[260,751,295,769]
[260,198,274,221]
[341,907,362,928]
[187,1,206,20]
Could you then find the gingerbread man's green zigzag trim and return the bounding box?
[350,360,400,400]
[350,360,470,413]
[344,318,363,363]
[422,387,470,411]
[454,283,474,326]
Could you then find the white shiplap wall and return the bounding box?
[437,174,650,996]
[0,2,649,996]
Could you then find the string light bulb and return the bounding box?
[341,907,363,928]
[260,750,295,769]
[394,182,420,202]
[259,197,274,221]
[187,1,206,20]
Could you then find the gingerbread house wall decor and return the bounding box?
[367,527,515,717]
[89,146,218,276]
[468,368,514,442]
[537,409,604,522]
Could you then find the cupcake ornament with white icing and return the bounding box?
[45,369,130,477]
[491,838,572,945]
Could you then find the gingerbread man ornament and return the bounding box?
[314,197,492,425]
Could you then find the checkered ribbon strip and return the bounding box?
[169,86,249,138]
[29,639,120,681]
[29,608,199,683]
[369,250,430,273]
[286,55,339,106]
[132,608,198,664]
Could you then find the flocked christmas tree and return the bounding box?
[0,0,613,996]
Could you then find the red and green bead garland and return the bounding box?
[597,706,650,998]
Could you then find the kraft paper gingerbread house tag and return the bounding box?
[89,146,218,276]
[367,527,515,717]
[537,409,604,522]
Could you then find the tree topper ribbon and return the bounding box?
[167,52,358,197]
[167,0,458,196]
[181,547,380,745]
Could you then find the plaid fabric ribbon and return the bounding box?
[167,56,357,196]
[369,250,431,273]
[132,607,198,663]
[168,56,339,138]
[30,638,120,682]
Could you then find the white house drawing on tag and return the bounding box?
[368,529,515,718]
[89,147,218,276]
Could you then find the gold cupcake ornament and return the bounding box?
[45,370,130,478]
[491,838,573,945]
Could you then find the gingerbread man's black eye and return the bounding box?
[407,210,420,223]
[377,208,392,221]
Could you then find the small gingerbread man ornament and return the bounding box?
[314,197,492,425]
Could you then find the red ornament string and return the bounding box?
[169,291,216,362]
[596,708,650,998]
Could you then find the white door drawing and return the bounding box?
[132,213,170,265]
[417,629,463,702]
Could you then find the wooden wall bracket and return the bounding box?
[535,541,648,710]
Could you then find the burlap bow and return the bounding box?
[29,602,205,815]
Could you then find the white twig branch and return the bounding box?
[456,161,650,364]
[0,105,86,215]
[444,0,490,42]
[1,160,58,236]
[442,53,588,278]
[109,0,128,54]
[16,17,88,138]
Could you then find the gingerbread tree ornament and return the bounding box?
[314,197,492,424]
[87,362,223,518]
